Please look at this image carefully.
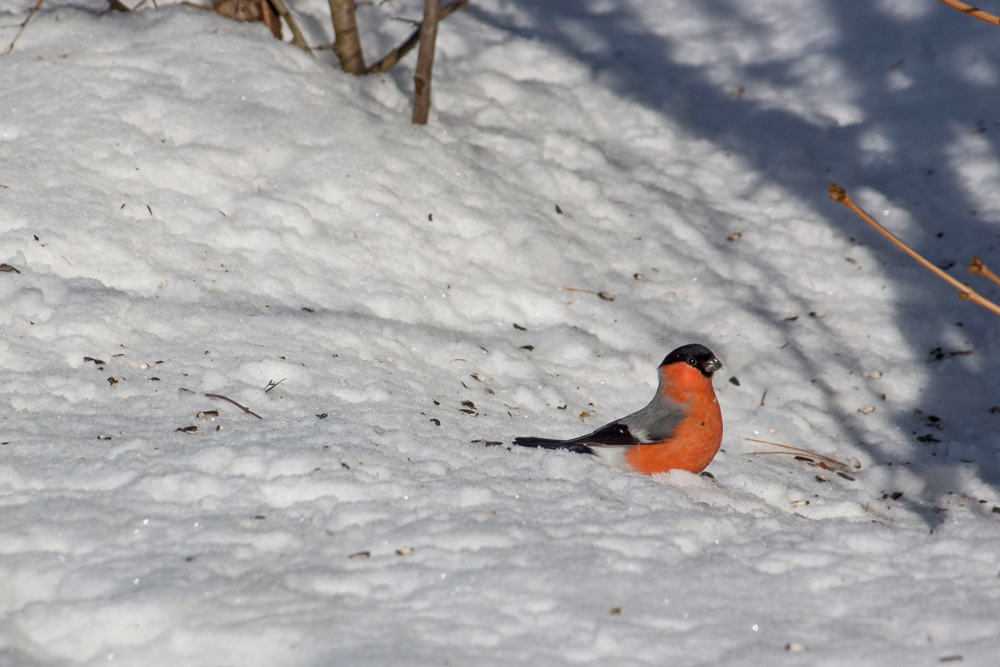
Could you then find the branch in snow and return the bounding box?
[937,0,1000,27]
[829,183,1000,318]
[968,257,1000,288]
[411,0,441,124]
[205,392,263,419]
[2,0,46,56]
[366,0,467,74]
[268,0,312,54]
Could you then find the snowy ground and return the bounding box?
[1,0,1000,664]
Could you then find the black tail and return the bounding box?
[512,436,594,455]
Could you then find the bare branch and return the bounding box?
[261,0,282,39]
[366,0,466,74]
[745,438,847,467]
[268,0,312,54]
[969,256,1000,288]
[937,0,1000,27]
[205,392,263,419]
[412,0,441,124]
[829,183,1000,317]
[3,0,46,56]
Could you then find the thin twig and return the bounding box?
[261,0,282,39]
[268,0,312,54]
[3,0,46,56]
[745,438,846,467]
[205,392,263,419]
[829,184,1000,317]
[366,0,466,74]
[937,0,1000,27]
[263,378,286,393]
[969,256,1000,287]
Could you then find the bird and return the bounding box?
[512,344,724,475]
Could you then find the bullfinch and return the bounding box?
[513,344,723,475]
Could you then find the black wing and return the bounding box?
[568,422,644,448]
[511,437,596,455]
[513,422,643,455]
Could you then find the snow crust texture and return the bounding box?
[1,0,999,664]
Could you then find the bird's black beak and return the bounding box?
[703,357,722,375]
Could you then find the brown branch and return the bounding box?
[268,0,312,54]
[205,392,263,419]
[263,378,286,393]
[367,0,466,74]
[937,0,1000,26]
[328,0,366,73]
[106,0,132,10]
[969,256,1000,287]
[412,0,441,124]
[261,0,282,39]
[829,183,1000,317]
[3,0,46,56]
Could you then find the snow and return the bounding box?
[1,0,1000,664]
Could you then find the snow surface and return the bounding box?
[1,0,1000,664]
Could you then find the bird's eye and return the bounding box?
[687,358,697,366]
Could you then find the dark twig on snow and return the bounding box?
[3,0,46,56]
[264,378,286,393]
[205,393,263,419]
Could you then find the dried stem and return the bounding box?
[263,378,286,393]
[745,438,846,467]
[937,0,1000,26]
[328,0,366,73]
[412,0,441,124]
[829,184,1000,317]
[205,393,263,419]
[3,0,46,56]
[969,256,1000,287]
[268,0,312,53]
[367,0,466,74]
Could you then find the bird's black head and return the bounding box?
[660,344,722,378]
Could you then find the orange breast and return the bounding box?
[623,366,723,475]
